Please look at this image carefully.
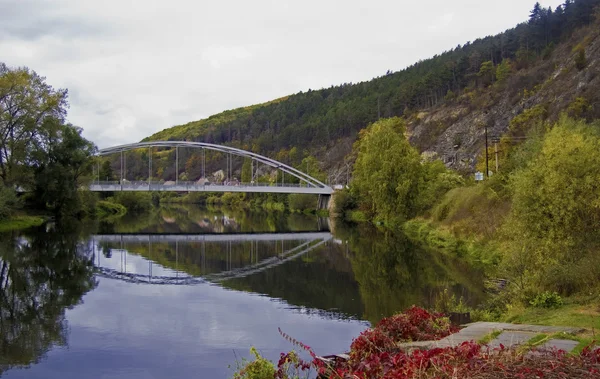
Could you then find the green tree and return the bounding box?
[241,158,252,183]
[0,63,68,186]
[351,117,422,224]
[417,160,465,212]
[288,146,301,165]
[31,123,96,217]
[185,154,203,180]
[300,155,326,182]
[503,117,600,294]
[99,160,114,181]
[495,59,513,83]
[477,61,495,86]
[0,182,20,220]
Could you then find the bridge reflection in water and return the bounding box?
[92,232,333,285]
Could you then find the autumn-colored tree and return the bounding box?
[503,117,600,293]
[185,154,203,180]
[0,63,68,185]
[351,117,422,224]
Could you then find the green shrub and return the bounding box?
[434,288,470,314]
[508,105,547,137]
[567,97,591,119]
[184,192,208,204]
[221,192,247,208]
[288,193,317,212]
[346,210,367,222]
[231,347,275,379]
[574,46,587,71]
[112,192,152,213]
[430,183,509,238]
[529,291,563,309]
[332,189,356,217]
[418,160,465,212]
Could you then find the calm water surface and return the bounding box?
[0,205,485,378]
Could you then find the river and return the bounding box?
[0,205,485,378]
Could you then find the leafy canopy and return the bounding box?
[351,117,422,224]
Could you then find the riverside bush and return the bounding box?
[231,347,275,379]
[111,192,152,213]
[529,291,564,309]
[288,193,316,212]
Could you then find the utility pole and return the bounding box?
[494,140,499,174]
[148,146,152,187]
[485,123,489,178]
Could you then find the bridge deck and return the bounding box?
[89,182,333,195]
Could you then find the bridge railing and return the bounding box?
[91,181,322,188]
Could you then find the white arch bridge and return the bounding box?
[90,142,334,201]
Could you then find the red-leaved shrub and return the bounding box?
[375,306,457,342]
[278,307,600,378]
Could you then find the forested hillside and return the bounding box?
[134,0,600,182]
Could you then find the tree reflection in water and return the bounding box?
[340,223,486,325]
[0,222,96,375]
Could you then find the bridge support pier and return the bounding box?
[317,194,331,211]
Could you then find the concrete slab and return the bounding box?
[462,322,584,334]
[539,339,579,353]
[488,331,537,349]
[397,322,585,351]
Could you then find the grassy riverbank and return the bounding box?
[399,218,600,331]
[504,301,600,331]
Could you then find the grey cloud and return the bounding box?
[0,1,109,41]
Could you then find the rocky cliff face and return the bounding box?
[406,22,600,173]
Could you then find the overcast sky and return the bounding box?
[1,0,564,149]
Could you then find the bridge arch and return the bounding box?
[97,141,331,191]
